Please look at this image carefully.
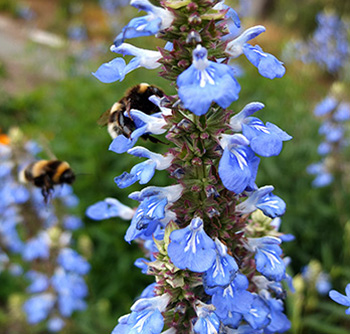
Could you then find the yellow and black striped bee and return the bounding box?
[99,83,165,140]
[19,160,75,203]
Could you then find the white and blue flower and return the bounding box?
[93,43,162,83]
[193,301,220,334]
[177,45,240,116]
[167,216,216,272]
[230,102,292,157]
[218,134,260,194]
[115,147,173,188]
[109,109,167,154]
[225,26,285,79]
[246,237,286,282]
[113,0,174,47]
[203,238,239,288]
[125,185,181,242]
[236,185,286,218]
[86,197,134,221]
[111,294,170,334]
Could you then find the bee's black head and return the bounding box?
[59,168,75,184]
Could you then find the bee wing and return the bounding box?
[97,108,111,127]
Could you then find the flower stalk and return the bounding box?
[90,0,291,333]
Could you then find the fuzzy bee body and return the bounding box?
[20,160,75,202]
[99,83,165,139]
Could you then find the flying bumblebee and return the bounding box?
[19,160,75,203]
[99,83,165,140]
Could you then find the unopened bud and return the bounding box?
[186,30,202,44]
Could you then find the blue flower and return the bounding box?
[318,121,344,142]
[193,301,220,334]
[140,282,157,299]
[177,45,240,116]
[333,102,350,122]
[225,26,285,79]
[306,162,333,188]
[113,0,174,47]
[243,295,270,330]
[47,317,65,332]
[230,102,292,157]
[23,293,55,324]
[112,294,170,334]
[203,238,239,288]
[263,294,291,333]
[26,271,49,293]
[109,109,167,153]
[57,248,90,275]
[22,232,50,261]
[63,215,83,230]
[246,237,285,281]
[92,58,126,83]
[92,44,162,83]
[243,44,286,79]
[209,274,254,319]
[313,96,337,117]
[317,142,331,155]
[52,269,88,317]
[167,216,216,272]
[86,197,134,221]
[115,147,173,188]
[126,185,182,242]
[236,186,286,218]
[218,134,260,194]
[329,284,350,314]
[316,272,332,295]
[213,1,241,40]
[313,172,333,188]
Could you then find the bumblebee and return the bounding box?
[99,83,165,140]
[19,160,75,202]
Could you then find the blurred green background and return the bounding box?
[1,0,350,333]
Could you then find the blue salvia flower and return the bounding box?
[115,147,173,188]
[230,102,292,157]
[225,26,286,79]
[90,0,292,332]
[111,294,170,333]
[236,186,286,218]
[86,197,134,220]
[113,0,174,47]
[177,45,240,116]
[203,238,239,288]
[218,134,260,194]
[167,216,216,272]
[329,283,350,314]
[193,301,220,334]
[245,237,286,281]
[93,44,162,83]
[109,109,167,153]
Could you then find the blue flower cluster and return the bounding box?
[307,93,350,187]
[285,11,350,75]
[89,0,292,332]
[0,137,89,332]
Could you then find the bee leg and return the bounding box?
[42,175,54,204]
[125,101,133,120]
